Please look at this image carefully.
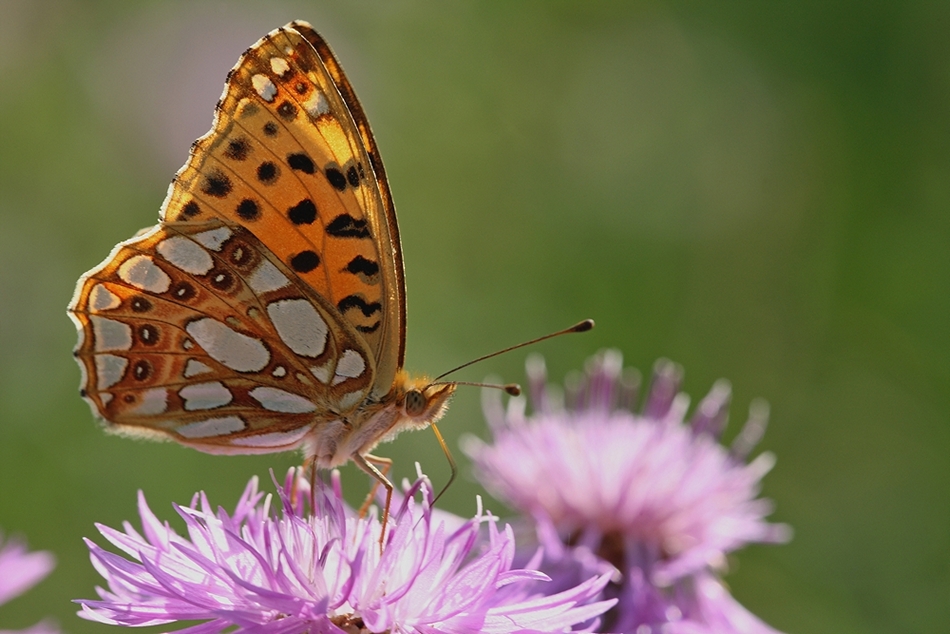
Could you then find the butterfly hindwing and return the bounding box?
[69,220,375,452]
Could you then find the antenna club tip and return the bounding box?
[504,383,522,396]
[573,319,595,332]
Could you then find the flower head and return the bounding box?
[79,469,616,634]
[0,534,57,634]
[465,351,791,633]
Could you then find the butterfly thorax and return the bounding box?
[303,370,456,469]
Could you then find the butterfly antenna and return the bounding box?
[428,380,521,395]
[426,320,593,502]
[430,319,594,384]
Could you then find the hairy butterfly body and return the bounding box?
[68,22,455,488]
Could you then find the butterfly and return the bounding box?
[67,21,457,503]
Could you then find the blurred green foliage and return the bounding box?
[0,2,947,633]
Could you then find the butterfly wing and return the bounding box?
[158,22,404,400]
[69,220,376,453]
[70,21,411,453]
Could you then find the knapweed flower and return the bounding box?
[78,469,616,634]
[0,534,58,634]
[465,351,791,633]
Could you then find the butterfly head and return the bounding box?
[399,376,457,429]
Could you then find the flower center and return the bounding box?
[330,614,375,634]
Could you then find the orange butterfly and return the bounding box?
[68,21,456,500]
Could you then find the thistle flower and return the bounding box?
[78,469,616,634]
[0,534,57,634]
[465,351,791,633]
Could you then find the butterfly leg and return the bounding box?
[352,453,393,549]
[356,453,393,517]
[290,454,319,512]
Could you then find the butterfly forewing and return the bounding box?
[70,220,376,452]
[290,22,406,373]
[157,24,403,399]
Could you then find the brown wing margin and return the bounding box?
[289,21,407,371]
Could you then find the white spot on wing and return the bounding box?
[193,227,232,251]
[90,285,120,311]
[303,90,329,117]
[183,359,213,378]
[337,390,364,411]
[118,256,171,293]
[247,259,290,294]
[231,426,311,448]
[177,416,245,438]
[100,393,113,406]
[180,381,233,410]
[185,318,269,372]
[331,349,366,385]
[130,388,167,415]
[95,354,127,389]
[249,387,316,413]
[266,299,327,358]
[252,74,277,102]
[157,236,214,274]
[91,316,133,351]
[310,361,331,384]
[272,366,286,377]
[270,57,290,76]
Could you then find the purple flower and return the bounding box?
[465,351,791,633]
[0,534,57,634]
[78,469,616,634]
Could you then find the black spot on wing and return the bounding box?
[202,170,232,198]
[326,214,369,239]
[257,161,279,184]
[356,322,380,334]
[337,295,381,317]
[209,269,235,291]
[224,137,251,161]
[277,101,297,121]
[181,200,201,218]
[236,199,260,220]
[290,251,320,272]
[346,165,360,187]
[263,122,278,136]
[325,167,347,191]
[133,360,152,381]
[137,324,159,346]
[287,153,315,174]
[345,256,379,277]
[131,297,152,313]
[239,102,260,119]
[227,241,258,269]
[171,281,196,301]
[288,199,317,225]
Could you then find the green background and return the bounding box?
[1,2,947,632]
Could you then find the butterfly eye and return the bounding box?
[404,389,427,418]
